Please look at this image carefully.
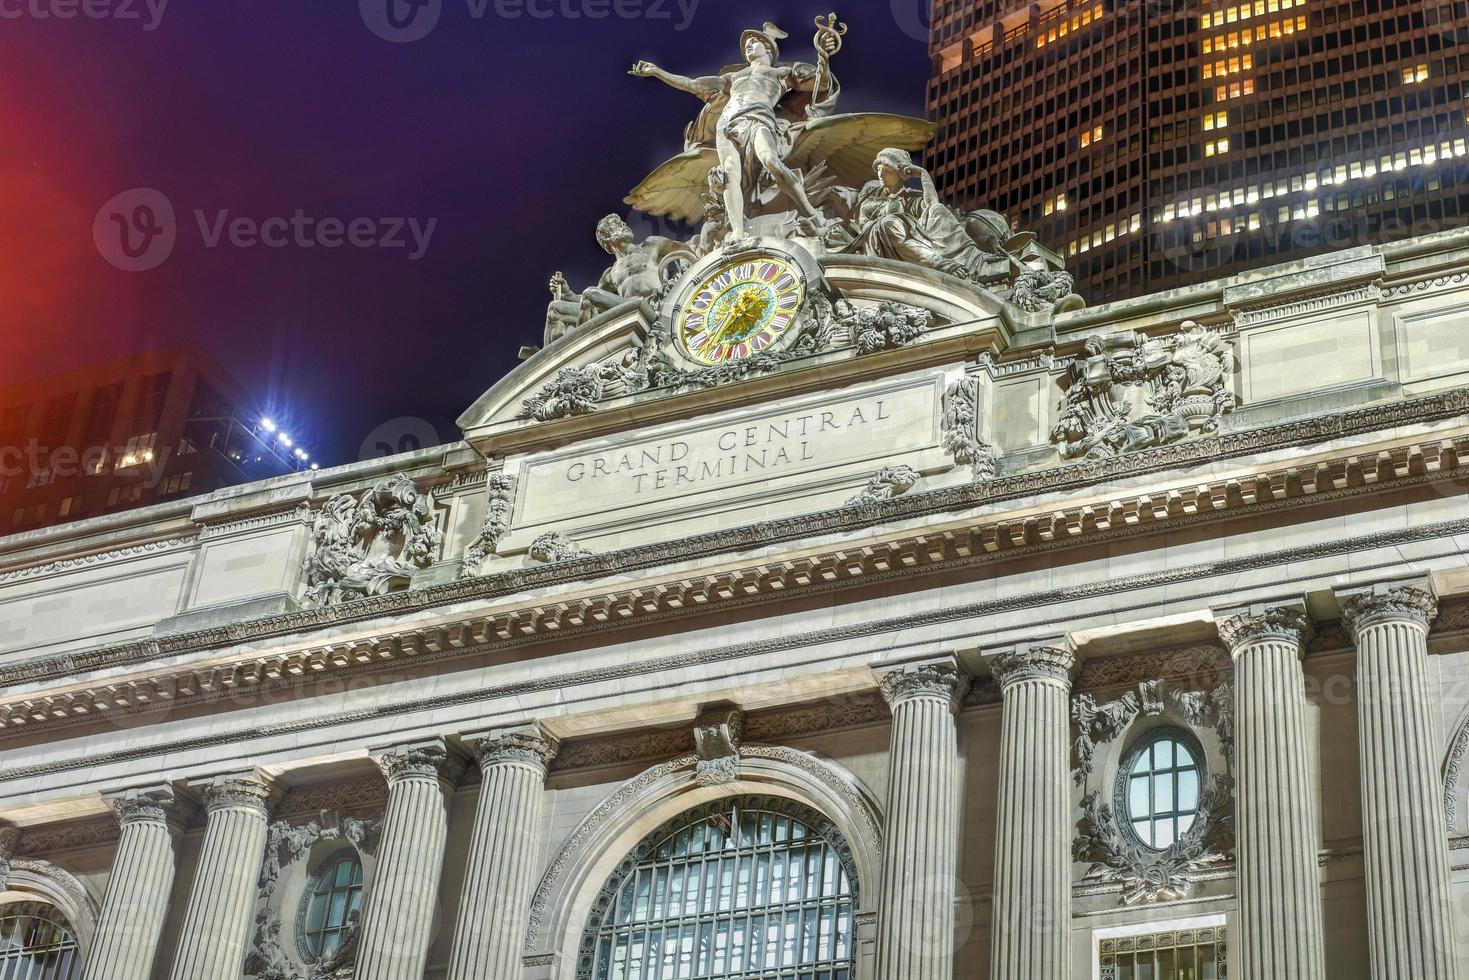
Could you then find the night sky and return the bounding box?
[0,0,933,465]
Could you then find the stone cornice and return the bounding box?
[4,386,1465,698]
[1,525,1467,786]
[1339,585,1439,635]
[0,534,197,584]
[1216,605,1312,653]
[3,421,1466,739]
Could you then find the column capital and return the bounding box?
[372,737,467,788]
[467,726,560,772]
[103,785,183,829]
[1338,582,1438,635]
[876,657,968,708]
[989,643,1077,692]
[197,773,275,818]
[1216,602,1312,654]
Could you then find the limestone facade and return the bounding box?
[1,227,1469,980]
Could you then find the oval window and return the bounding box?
[1121,730,1203,851]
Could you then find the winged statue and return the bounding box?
[626,16,936,234]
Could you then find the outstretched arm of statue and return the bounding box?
[629,61,724,102]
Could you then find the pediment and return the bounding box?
[458,249,1032,458]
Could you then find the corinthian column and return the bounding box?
[1340,585,1458,980]
[355,738,462,980]
[446,727,559,980]
[83,787,184,980]
[873,657,965,980]
[1217,605,1326,980]
[988,644,1075,980]
[167,774,275,980]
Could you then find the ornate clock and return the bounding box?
[674,252,808,366]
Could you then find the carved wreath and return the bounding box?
[1071,679,1235,905]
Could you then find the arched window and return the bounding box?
[0,903,83,979]
[1119,728,1203,850]
[581,796,858,980]
[301,855,364,960]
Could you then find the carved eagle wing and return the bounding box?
[624,146,720,223]
[786,113,939,187]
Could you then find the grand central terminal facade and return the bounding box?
[4,19,1469,980]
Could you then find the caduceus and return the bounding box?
[811,12,848,107]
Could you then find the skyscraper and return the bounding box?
[927,0,1469,301]
[0,346,304,535]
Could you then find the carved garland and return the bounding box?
[941,376,997,480]
[461,471,517,576]
[1071,679,1235,905]
[245,811,383,980]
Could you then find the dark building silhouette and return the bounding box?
[927,0,1469,301]
[0,346,305,535]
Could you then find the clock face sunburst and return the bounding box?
[677,255,805,366]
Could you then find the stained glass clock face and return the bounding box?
[677,255,805,366]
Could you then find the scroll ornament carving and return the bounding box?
[1216,605,1312,651]
[109,787,178,827]
[1051,322,1236,460]
[1011,268,1082,314]
[528,531,594,564]
[517,364,623,422]
[1072,680,1236,905]
[477,729,560,771]
[692,705,746,786]
[460,472,517,576]
[246,812,381,980]
[1340,585,1439,634]
[878,661,966,706]
[374,744,463,786]
[991,645,1076,689]
[302,474,444,606]
[941,376,997,481]
[843,301,931,354]
[844,465,919,510]
[204,776,274,816]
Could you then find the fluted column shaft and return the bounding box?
[83,787,183,980]
[446,728,559,980]
[874,659,965,980]
[1343,587,1459,980]
[1219,606,1326,980]
[989,646,1075,980]
[167,775,274,980]
[355,739,460,980]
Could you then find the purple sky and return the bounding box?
[0,1,933,464]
